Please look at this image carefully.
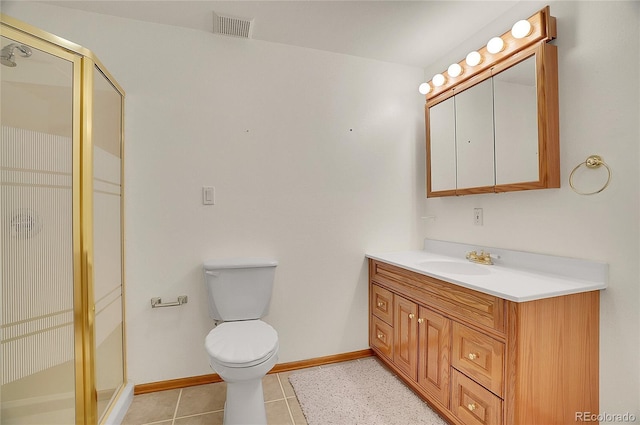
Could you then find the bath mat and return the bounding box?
[288,357,448,425]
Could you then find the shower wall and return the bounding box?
[1,126,75,386]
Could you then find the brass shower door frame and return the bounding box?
[0,14,126,425]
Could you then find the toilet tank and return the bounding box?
[203,258,278,321]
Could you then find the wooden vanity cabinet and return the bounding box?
[368,259,599,425]
[393,295,418,380]
[393,294,452,406]
[371,284,452,407]
[370,284,394,359]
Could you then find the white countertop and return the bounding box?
[366,240,608,302]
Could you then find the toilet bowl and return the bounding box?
[203,259,279,425]
[205,320,279,425]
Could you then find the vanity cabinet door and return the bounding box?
[417,306,451,407]
[393,295,418,381]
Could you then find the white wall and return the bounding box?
[424,1,640,419]
[2,2,425,384]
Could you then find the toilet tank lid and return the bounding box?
[204,258,278,270]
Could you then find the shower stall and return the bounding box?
[0,14,126,424]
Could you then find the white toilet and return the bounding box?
[203,258,279,425]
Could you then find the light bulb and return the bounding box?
[465,51,482,67]
[432,74,446,87]
[511,20,532,39]
[487,36,505,54]
[447,63,462,78]
[418,82,431,95]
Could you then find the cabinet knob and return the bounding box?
[468,353,479,360]
[377,301,385,307]
[417,318,425,324]
[467,403,477,412]
[377,334,384,340]
[408,313,415,319]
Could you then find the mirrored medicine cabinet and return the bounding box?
[425,7,560,197]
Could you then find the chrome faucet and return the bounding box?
[466,250,493,265]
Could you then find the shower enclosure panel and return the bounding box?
[93,65,125,420]
[0,15,126,425]
[1,33,78,425]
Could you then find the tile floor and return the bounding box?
[121,370,307,425]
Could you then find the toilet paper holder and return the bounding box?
[151,295,188,308]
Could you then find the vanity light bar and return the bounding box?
[418,6,556,99]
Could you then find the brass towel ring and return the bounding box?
[569,155,611,195]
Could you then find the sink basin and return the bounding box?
[416,260,491,276]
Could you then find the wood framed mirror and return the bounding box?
[425,7,559,197]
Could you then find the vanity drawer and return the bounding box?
[451,369,502,425]
[452,322,504,397]
[370,316,393,359]
[370,260,505,332]
[371,284,393,325]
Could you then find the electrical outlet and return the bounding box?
[473,208,483,226]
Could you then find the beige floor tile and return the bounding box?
[121,363,350,425]
[174,411,224,425]
[175,382,226,417]
[286,396,308,425]
[121,389,180,425]
[262,374,285,402]
[277,372,296,398]
[266,399,293,425]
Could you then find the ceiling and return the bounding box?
[41,0,524,68]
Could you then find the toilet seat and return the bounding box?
[205,320,278,368]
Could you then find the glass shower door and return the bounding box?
[0,34,78,424]
[92,65,125,422]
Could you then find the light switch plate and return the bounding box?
[202,186,215,205]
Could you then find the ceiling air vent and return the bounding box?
[213,12,254,39]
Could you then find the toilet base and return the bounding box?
[223,378,267,425]
[210,350,279,425]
